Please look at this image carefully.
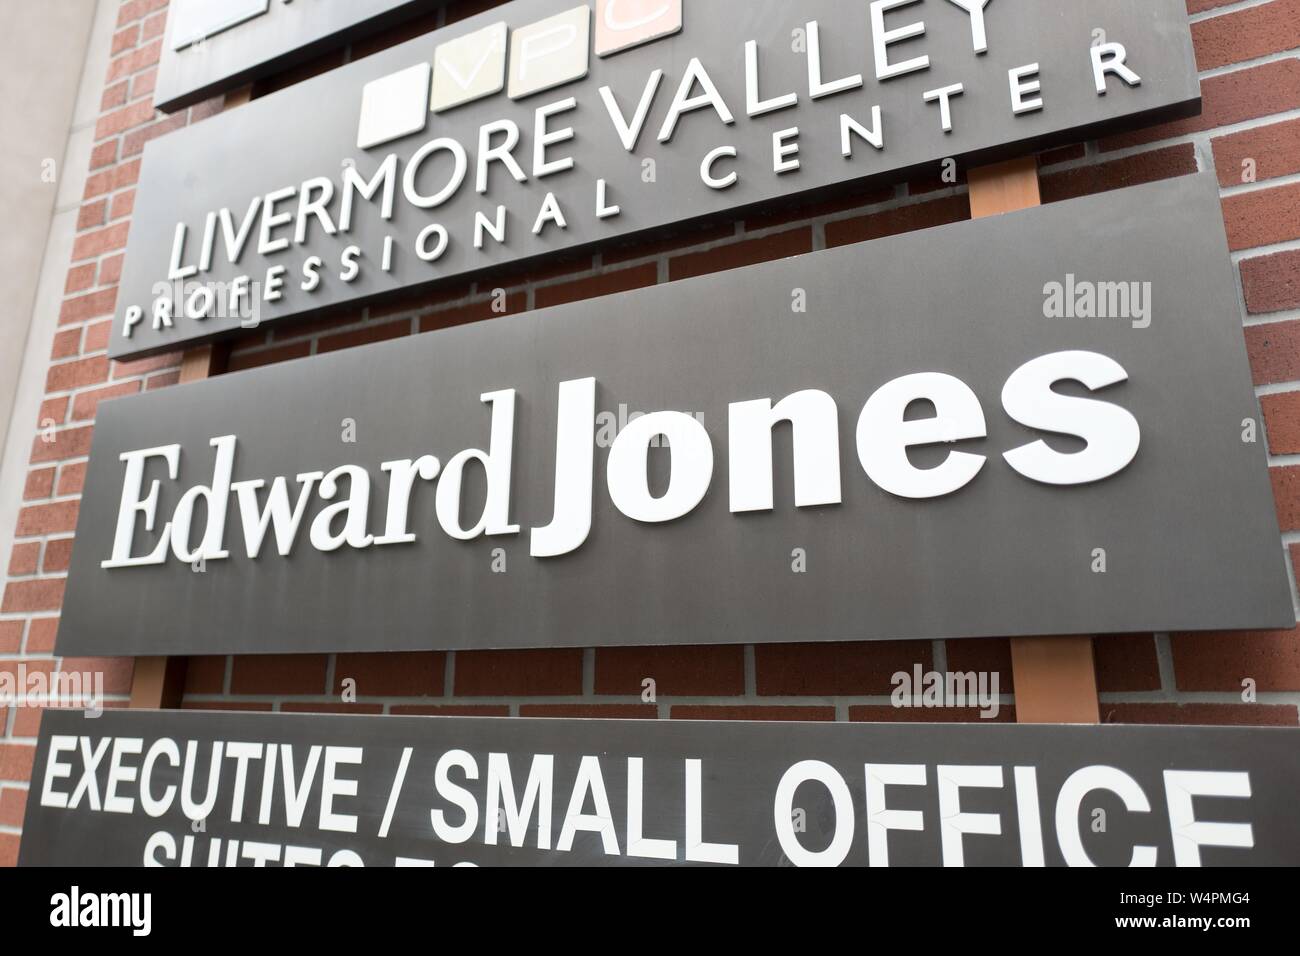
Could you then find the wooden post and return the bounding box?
[128,89,248,709]
[966,156,1101,725]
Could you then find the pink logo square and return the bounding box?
[594,0,683,58]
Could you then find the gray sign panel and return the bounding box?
[18,709,1300,866]
[155,0,450,112]
[114,0,1201,360]
[58,175,1295,658]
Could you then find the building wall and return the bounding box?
[0,0,102,600]
[2,0,1299,865]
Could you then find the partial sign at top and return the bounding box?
[119,0,1201,360]
[155,0,452,112]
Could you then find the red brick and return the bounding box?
[182,656,227,696]
[89,139,118,171]
[519,704,658,719]
[316,319,411,354]
[83,158,140,200]
[1213,118,1300,188]
[670,705,835,721]
[56,462,87,497]
[105,38,163,85]
[280,702,385,715]
[226,341,311,372]
[64,263,97,296]
[70,380,140,420]
[0,622,22,654]
[361,282,475,322]
[50,328,82,360]
[0,788,27,828]
[1272,465,1300,530]
[669,228,813,281]
[100,80,128,111]
[1,579,65,613]
[188,95,224,123]
[333,653,446,698]
[1222,181,1300,252]
[16,500,79,537]
[99,252,125,285]
[229,655,330,695]
[23,469,55,501]
[535,263,657,309]
[1244,320,1300,386]
[1102,60,1300,152]
[594,645,744,697]
[756,641,933,696]
[11,707,52,739]
[454,649,584,696]
[131,66,159,100]
[1102,703,1297,726]
[1039,143,1087,167]
[849,704,1015,722]
[42,538,74,574]
[417,293,528,333]
[1262,391,1300,454]
[1094,633,1163,692]
[71,222,130,262]
[122,112,187,159]
[745,183,895,229]
[109,189,136,220]
[1040,145,1198,205]
[0,745,35,782]
[390,704,511,717]
[111,24,138,56]
[30,425,94,465]
[8,542,39,576]
[1242,250,1300,315]
[111,351,183,381]
[37,397,67,429]
[825,195,968,248]
[146,370,180,390]
[944,638,1014,691]
[76,198,107,232]
[94,98,156,141]
[26,618,59,654]
[83,319,113,354]
[141,11,167,42]
[1171,627,1300,691]
[61,657,134,695]
[604,221,736,265]
[1192,0,1300,72]
[0,835,18,867]
[58,289,118,326]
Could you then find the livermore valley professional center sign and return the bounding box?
[59,176,1295,658]
[109,0,1201,360]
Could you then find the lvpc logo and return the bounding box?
[358,1,683,149]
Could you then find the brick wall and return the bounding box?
[2,0,1299,865]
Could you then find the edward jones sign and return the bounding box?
[18,709,1300,867]
[110,0,1201,360]
[57,176,1295,658]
